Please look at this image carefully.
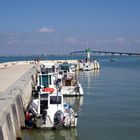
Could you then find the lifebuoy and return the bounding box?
[42,87,54,93]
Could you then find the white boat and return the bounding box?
[56,70,84,96]
[59,63,77,75]
[40,62,59,74]
[60,80,84,96]
[82,60,100,71]
[82,62,93,71]
[26,89,78,129]
[79,48,100,71]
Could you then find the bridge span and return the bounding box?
[70,50,140,56]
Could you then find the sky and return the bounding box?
[0,0,140,55]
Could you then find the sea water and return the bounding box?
[77,56,140,140]
[1,55,140,140]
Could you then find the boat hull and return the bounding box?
[34,113,78,129]
[26,98,78,129]
[61,84,84,96]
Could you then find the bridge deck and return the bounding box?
[70,51,140,56]
[0,64,34,93]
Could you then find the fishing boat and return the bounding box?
[59,63,77,75]
[79,48,100,71]
[82,59,99,71]
[82,61,93,71]
[40,62,59,74]
[56,70,84,96]
[25,89,78,129]
[60,74,83,96]
[34,61,84,97]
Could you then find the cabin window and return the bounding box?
[60,66,69,72]
[39,75,52,87]
[50,96,61,104]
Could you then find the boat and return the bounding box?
[25,89,78,129]
[110,59,116,63]
[82,59,99,71]
[79,48,100,71]
[33,60,84,97]
[82,61,93,71]
[59,63,77,75]
[60,73,83,96]
[56,69,84,96]
[40,62,59,74]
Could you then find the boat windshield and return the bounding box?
[39,75,52,87]
[50,96,62,104]
[46,67,55,73]
[60,66,69,72]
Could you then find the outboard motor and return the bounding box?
[53,110,64,129]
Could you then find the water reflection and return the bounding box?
[22,128,78,140]
[79,70,100,95]
[83,70,100,81]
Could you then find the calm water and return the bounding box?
[2,55,139,140]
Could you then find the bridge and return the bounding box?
[70,50,140,56]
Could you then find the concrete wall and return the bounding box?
[0,65,37,140]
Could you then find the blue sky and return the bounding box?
[0,0,140,55]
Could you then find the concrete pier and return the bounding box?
[0,64,34,93]
[0,62,37,140]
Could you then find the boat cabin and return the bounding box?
[38,92,64,123]
[40,63,59,74]
[37,73,56,90]
[59,63,76,74]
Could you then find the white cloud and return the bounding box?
[65,36,77,44]
[37,27,55,33]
